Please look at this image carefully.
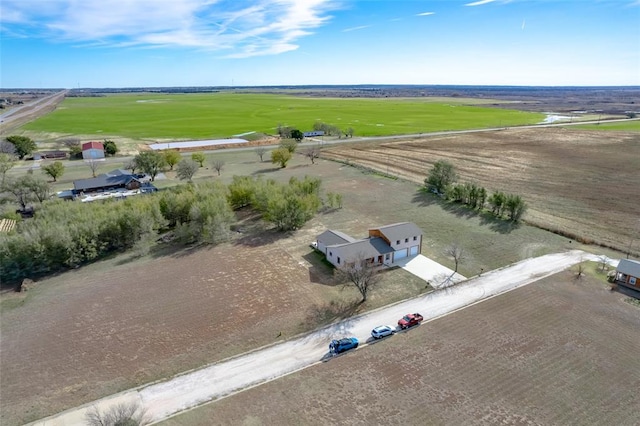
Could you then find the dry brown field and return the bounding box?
[0,151,621,425]
[163,271,640,426]
[321,127,640,256]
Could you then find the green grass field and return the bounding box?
[22,93,544,140]
[575,119,640,131]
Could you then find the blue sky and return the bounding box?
[1,0,639,88]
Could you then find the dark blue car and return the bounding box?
[329,337,359,355]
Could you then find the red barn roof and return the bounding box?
[82,141,104,151]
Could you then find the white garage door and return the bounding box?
[410,245,419,256]
[394,248,408,261]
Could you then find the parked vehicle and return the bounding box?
[371,325,395,339]
[329,337,359,354]
[397,313,423,329]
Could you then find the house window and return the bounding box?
[385,254,390,260]
[396,240,400,245]
[631,276,637,285]
[405,238,408,243]
[413,236,417,241]
[337,257,341,264]
[329,251,332,256]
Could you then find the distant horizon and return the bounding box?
[3,84,640,91]
[2,0,639,88]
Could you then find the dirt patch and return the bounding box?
[0,209,427,425]
[0,151,620,425]
[163,272,640,425]
[321,127,640,255]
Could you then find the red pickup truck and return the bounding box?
[398,313,424,329]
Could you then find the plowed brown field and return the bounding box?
[321,127,640,255]
[164,272,640,426]
[0,212,427,425]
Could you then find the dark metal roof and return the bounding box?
[617,259,640,277]
[317,230,356,246]
[73,173,139,192]
[328,237,394,260]
[372,222,422,242]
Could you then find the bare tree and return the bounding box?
[254,147,267,162]
[303,146,320,164]
[124,159,138,174]
[85,401,150,426]
[61,138,82,158]
[212,159,225,176]
[597,255,609,272]
[86,159,101,177]
[445,243,465,274]
[176,159,199,182]
[0,140,17,155]
[336,253,382,303]
[0,153,16,185]
[61,138,81,148]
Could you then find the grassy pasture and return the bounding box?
[22,93,544,140]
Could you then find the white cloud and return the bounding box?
[416,12,435,16]
[342,25,371,32]
[0,0,338,57]
[465,0,497,6]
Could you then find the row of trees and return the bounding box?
[312,121,354,139]
[127,150,223,182]
[0,175,333,283]
[276,122,355,142]
[425,160,527,222]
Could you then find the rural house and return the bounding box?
[82,141,105,161]
[614,258,640,291]
[316,222,423,268]
[73,169,147,193]
[62,169,156,202]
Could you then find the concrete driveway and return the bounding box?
[394,254,467,288]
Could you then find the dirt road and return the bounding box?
[28,250,603,425]
[0,90,67,135]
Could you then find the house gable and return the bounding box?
[81,141,104,151]
[370,222,423,245]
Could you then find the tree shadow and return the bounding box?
[478,211,522,234]
[234,227,292,247]
[411,188,439,207]
[251,167,281,175]
[302,251,337,285]
[302,298,362,330]
[412,187,522,234]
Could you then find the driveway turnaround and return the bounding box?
[29,250,599,425]
[395,254,467,288]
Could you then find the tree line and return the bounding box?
[425,160,527,222]
[0,175,337,284]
